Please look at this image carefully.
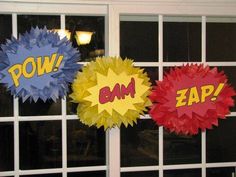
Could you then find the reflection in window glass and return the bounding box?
[164,169,201,177]
[120,20,158,62]
[67,120,105,167]
[207,167,235,177]
[121,171,158,177]
[17,15,60,34]
[0,122,14,172]
[121,119,159,167]
[163,17,201,62]
[207,117,236,163]
[66,16,105,62]
[68,171,105,177]
[164,130,201,165]
[217,66,236,112]
[0,15,14,117]
[20,121,62,170]
[20,174,62,177]
[19,99,61,116]
[206,18,236,61]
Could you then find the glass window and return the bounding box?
[0,14,13,117]
[207,117,236,163]
[17,15,60,34]
[207,167,236,177]
[19,99,62,116]
[66,16,105,62]
[121,171,158,177]
[0,122,14,171]
[66,16,105,114]
[206,17,236,61]
[121,119,159,167]
[163,16,201,62]
[67,80,81,115]
[20,174,62,177]
[68,171,106,177]
[144,67,159,85]
[67,120,105,167]
[66,96,77,115]
[164,130,201,165]
[120,16,158,62]
[0,14,12,43]
[17,15,62,116]
[19,121,62,170]
[164,169,201,177]
[217,66,236,112]
[0,84,13,117]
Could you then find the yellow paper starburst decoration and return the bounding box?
[70,56,151,129]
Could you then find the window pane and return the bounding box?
[67,98,77,115]
[121,119,159,167]
[0,84,13,117]
[17,15,62,116]
[121,171,158,177]
[206,17,236,61]
[0,15,13,117]
[217,66,236,112]
[163,17,201,62]
[0,122,14,171]
[17,15,60,34]
[20,121,62,169]
[20,174,62,177]
[67,84,78,115]
[207,117,236,162]
[67,120,105,167]
[207,167,235,177]
[164,130,201,165]
[0,14,12,43]
[19,99,61,116]
[120,17,158,62]
[68,171,105,177]
[144,67,158,85]
[164,169,201,177]
[66,16,105,62]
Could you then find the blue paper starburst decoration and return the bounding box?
[0,27,81,102]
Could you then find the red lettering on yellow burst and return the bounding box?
[99,77,135,104]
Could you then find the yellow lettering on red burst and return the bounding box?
[176,83,225,108]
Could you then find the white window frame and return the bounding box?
[0,1,236,177]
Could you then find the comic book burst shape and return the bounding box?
[0,27,81,102]
[149,64,236,135]
[70,56,151,130]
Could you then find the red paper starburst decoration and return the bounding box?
[149,64,235,135]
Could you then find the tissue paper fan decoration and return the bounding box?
[70,56,151,129]
[0,27,81,102]
[149,64,235,135]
